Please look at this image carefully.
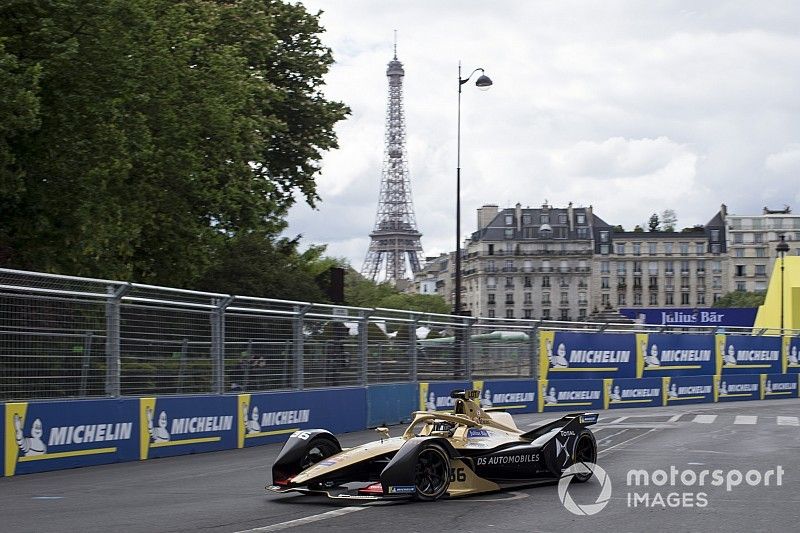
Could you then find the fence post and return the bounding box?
[293,304,312,390]
[463,316,474,381]
[530,323,540,380]
[79,331,93,396]
[358,311,370,386]
[409,315,419,382]
[177,338,189,393]
[105,283,130,397]
[211,296,234,394]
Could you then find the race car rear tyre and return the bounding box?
[299,436,340,471]
[572,429,597,483]
[414,444,450,501]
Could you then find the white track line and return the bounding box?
[234,506,369,532]
[668,414,683,423]
[693,414,717,424]
[734,415,757,425]
[777,416,800,426]
[609,416,629,424]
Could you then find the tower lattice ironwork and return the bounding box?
[361,43,424,283]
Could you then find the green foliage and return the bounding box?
[611,225,625,233]
[632,225,644,233]
[376,293,451,314]
[0,0,348,287]
[648,213,660,232]
[712,291,765,308]
[344,270,449,313]
[661,209,678,232]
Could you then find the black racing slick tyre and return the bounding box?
[299,436,340,471]
[414,444,450,501]
[572,429,597,483]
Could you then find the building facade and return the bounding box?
[726,207,800,293]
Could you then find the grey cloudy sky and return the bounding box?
[286,1,800,271]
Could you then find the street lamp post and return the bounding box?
[454,63,492,316]
[777,234,790,335]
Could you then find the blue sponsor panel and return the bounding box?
[785,336,800,373]
[538,379,604,413]
[366,384,417,427]
[761,374,799,400]
[473,379,537,413]
[662,375,715,405]
[718,335,782,375]
[140,396,236,459]
[715,374,760,402]
[638,333,716,376]
[539,331,636,380]
[620,307,757,327]
[418,381,470,411]
[603,377,663,409]
[5,398,139,477]
[239,388,367,447]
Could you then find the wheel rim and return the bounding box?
[415,448,448,497]
[300,440,338,470]
[573,434,596,478]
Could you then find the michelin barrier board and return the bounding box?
[5,398,139,477]
[539,331,636,380]
[366,384,417,427]
[472,379,536,413]
[419,381,470,411]
[761,374,799,400]
[538,378,604,412]
[239,388,367,447]
[717,334,782,375]
[785,335,800,373]
[603,377,662,410]
[637,333,717,376]
[715,374,761,402]
[662,375,715,405]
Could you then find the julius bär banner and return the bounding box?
[603,377,663,409]
[472,379,536,413]
[538,379,604,412]
[539,331,636,379]
[637,333,716,376]
[717,335,782,375]
[662,375,715,405]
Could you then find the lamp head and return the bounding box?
[777,233,790,254]
[475,74,493,90]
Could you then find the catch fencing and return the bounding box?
[0,268,793,402]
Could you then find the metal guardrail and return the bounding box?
[1,268,796,401]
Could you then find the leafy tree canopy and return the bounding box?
[712,291,765,308]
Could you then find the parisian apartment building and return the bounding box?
[413,202,796,320]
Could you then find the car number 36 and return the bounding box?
[290,431,311,440]
[449,467,466,482]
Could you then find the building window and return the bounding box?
[487,276,497,289]
[600,230,610,243]
[618,293,626,305]
[602,293,611,306]
[649,292,658,305]
[524,292,532,304]
[665,261,674,274]
[601,261,610,273]
[522,214,531,224]
[696,243,705,254]
[734,248,744,258]
[600,245,610,255]
[633,277,642,289]
[713,276,722,289]
[560,291,569,304]
[488,310,495,318]
[697,259,706,273]
[633,243,641,256]
[680,242,689,255]
[681,277,690,289]
[681,293,690,305]
[579,308,587,319]
[712,260,722,273]
[505,215,513,225]
[649,276,658,289]
[734,233,743,244]
[524,276,532,287]
[755,281,767,292]
[504,259,514,271]
[488,244,494,255]
[711,244,721,254]
[713,293,721,303]
[542,308,551,319]
[616,243,626,255]
[559,214,568,224]
[754,233,763,244]
[710,230,720,242]
[577,227,588,239]
[488,293,495,304]
[617,262,627,275]
[601,277,610,289]
[665,292,674,305]
[664,242,673,255]
[698,293,706,305]
[505,293,514,304]
[577,213,586,224]
[505,277,514,288]
[633,261,642,274]
[560,309,569,320]
[735,265,745,277]
[648,242,657,255]
[542,276,550,288]
[524,309,532,319]
[540,214,550,223]
[755,264,766,276]
[649,261,658,275]
[506,309,514,319]
[736,281,746,291]
[578,291,587,305]
[504,228,514,239]
[542,291,551,304]
[756,248,767,258]
[680,260,689,274]
[633,292,642,305]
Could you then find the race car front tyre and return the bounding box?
[300,436,340,471]
[572,429,597,483]
[414,444,450,501]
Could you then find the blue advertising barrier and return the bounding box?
[472,379,537,413]
[718,335,782,375]
[4,398,139,477]
[538,379,604,412]
[539,331,636,380]
[603,377,663,409]
[620,307,757,327]
[637,333,716,377]
[418,381,470,411]
[785,335,800,373]
[762,374,799,400]
[715,374,761,402]
[139,395,237,460]
[239,388,367,447]
[662,375,715,405]
[366,384,417,428]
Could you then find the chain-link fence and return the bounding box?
[1,268,792,401]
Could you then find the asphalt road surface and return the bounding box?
[3,399,800,533]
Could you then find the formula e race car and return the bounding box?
[266,389,598,501]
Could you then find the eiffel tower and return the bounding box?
[361,39,424,283]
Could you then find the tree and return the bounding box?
[0,0,348,287]
[611,225,625,233]
[633,225,644,233]
[712,291,766,308]
[661,209,678,232]
[343,270,449,313]
[648,213,660,232]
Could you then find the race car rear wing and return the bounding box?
[520,412,598,441]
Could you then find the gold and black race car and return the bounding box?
[267,390,598,501]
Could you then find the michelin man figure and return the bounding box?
[765,380,772,394]
[668,383,679,399]
[719,380,728,396]
[480,389,493,408]
[15,415,46,456]
[609,385,622,402]
[147,407,171,443]
[789,346,798,366]
[724,344,737,366]
[426,391,437,411]
[646,343,661,367]
[551,343,569,368]
[247,405,261,434]
[545,386,558,405]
